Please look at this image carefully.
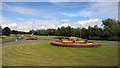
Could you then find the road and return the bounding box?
[93,40,119,45]
[1,39,55,45]
[0,39,119,46]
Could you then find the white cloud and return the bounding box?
[1,17,30,31]
[51,0,119,2]
[2,15,103,32]
[2,23,17,28]
[2,0,119,2]
[0,15,2,25]
[58,23,76,28]
[90,0,119,2]
[78,10,93,17]
[58,19,102,29]
[17,18,25,21]
[1,17,62,31]
[16,25,31,32]
[61,2,118,19]
[87,2,118,19]
[1,17,103,31]
[2,16,18,28]
[3,4,38,15]
[60,19,70,23]
[49,0,71,2]
[61,10,93,17]
[15,18,61,31]
[0,2,2,11]
[91,2,118,13]
[61,12,78,17]
[48,24,56,29]
[75,18,102,28]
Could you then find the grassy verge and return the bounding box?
[37,36,57,40]
[2,41,118,66]
[38,36,84,40]
[0,45,2,67]
[0,35,15,43]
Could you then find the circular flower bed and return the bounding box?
[50,41,101,47]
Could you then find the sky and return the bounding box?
[1,2,118,32]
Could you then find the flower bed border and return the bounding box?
[50,41,101,47]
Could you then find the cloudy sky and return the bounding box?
[1,2,118,31]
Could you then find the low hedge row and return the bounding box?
[89,36,119,41]
[25,36,37,40]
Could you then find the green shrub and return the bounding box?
[69,37,84,41]
[25,36,37,40]
[87,40,94,43]
[55,36,69,40]
[2,36,16,42]
[107,36,119,41]
[89,36,101,40]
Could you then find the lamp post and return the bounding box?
[31,21,34,36]
[80,24,81,38]
[101,24,104,42]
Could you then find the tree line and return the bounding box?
[0,18,120,41]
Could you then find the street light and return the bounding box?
[31,21,34,36]
[80,24,81,38]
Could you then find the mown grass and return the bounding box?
[0,45,2,67]
[0,35,15,43]
[38,36,84,40]
[38,36,58,40]
[2,41,118,66]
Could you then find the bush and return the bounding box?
[3,27,11,36]
[2,36,16,43]
[87,40,94,43]
[106,36,119,41]
[55,36,69,40]
[89,36,101,40]
[25,36,37,40]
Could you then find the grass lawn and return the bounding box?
[38,36,85,41]
[0,45,2,67]
[0,35,15,43]
[38,36,57,40]
[2,40,118,66]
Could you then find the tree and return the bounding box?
[118,20,120,36]
[56,26,75,36]
[102,18,118,36]
[74,28,80,37]
[46,29,57,35]
[65,26,74,36]
[3,27,11,36]
[103,26,112,37]
[11,30,19,34]
[57,26,66,36]
[81,28,89,39]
